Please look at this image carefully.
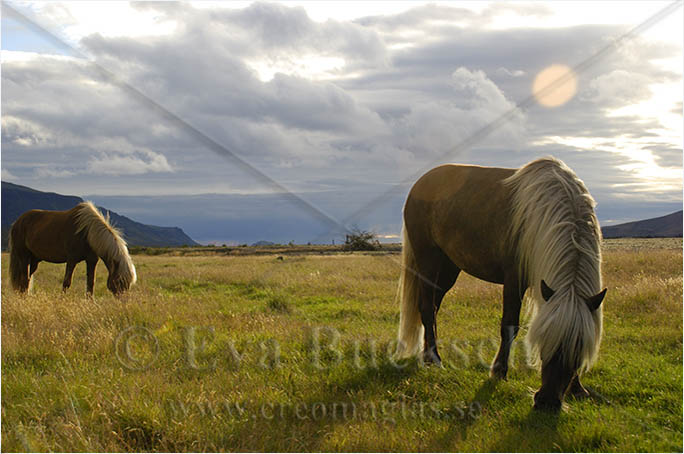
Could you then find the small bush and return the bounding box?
[343,228,380,251]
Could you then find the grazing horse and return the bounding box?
[396,157,606,411]
[8,201,137,296]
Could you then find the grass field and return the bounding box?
[1,238,682,452]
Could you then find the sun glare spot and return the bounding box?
[532,64,577,107]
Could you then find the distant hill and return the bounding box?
[602,210,683,238]
[1,182,198,249]
[252,240,276,246]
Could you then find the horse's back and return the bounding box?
[408,164,514,201]
[14,207,81,263]
[405,164,517,283]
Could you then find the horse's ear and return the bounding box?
[586,288,607,312]
[540,280,555,301]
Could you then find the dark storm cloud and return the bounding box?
[79,14,388,139]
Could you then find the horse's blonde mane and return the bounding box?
[74,201,137,288]
[504,157,602,373]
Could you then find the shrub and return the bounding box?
[343,227,380,251]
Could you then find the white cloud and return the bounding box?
[247,54,346,82]
[86,151,173,176]
[34,167,75,178]
[383,67,524,160]
[584,70,653,107]
[1,115,54,147]
[20,1,177,42]
[1,168,19,181]
[495,67,526,78]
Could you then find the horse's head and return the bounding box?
[107,273,127,296]
[106,258,137,297]
[533,280,607,412]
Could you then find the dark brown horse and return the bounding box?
[396,157,606,411]
[9,201,136,296]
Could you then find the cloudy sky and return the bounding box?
[2,1,682,244]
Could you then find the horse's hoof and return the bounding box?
[490,363,508,380]
[568,387,591,400]
[423,351,442,367]
[569,385,610,405]
[423,358,443,368]
[533,400,562,412]
[533,392,562,413]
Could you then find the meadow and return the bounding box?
[1,238,682,452]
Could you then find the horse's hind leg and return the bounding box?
[417,250,460,365]
[491,276,524,380]
[9,245,31,293]
[13,258,31,293]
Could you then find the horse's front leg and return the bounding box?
[491,277,523,380]
[85,257,98,297]
[62,261,76,292]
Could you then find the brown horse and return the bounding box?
[8,201,136,296]
[396,157,606,411]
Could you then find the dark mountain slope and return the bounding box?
[602,210,682,238]
[2,182,198,249]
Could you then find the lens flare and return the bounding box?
[532,64,577,107]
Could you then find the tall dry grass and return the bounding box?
[1,239,681,451]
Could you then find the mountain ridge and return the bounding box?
[601,210,682,238]
[1,181,198,249]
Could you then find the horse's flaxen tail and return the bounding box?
[73,202,137,291]
[8,220,31,292]
[396,223,424,358]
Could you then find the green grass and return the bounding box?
[1,239,682,451]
